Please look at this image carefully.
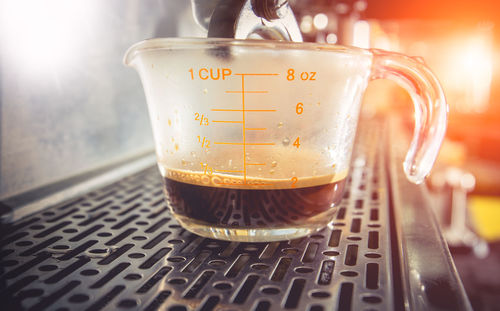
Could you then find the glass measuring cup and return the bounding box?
[124,38,447,242]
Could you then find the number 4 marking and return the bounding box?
[293,137,300,148]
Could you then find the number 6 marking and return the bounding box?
[296,102,303,115]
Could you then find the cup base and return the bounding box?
[174,215,330,242]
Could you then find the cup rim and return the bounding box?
[123,37,370,66]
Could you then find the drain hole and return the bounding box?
[254,300,271,311]
[260,286,280,295]
[89,249,108,254]
[183,270,215,299]
[69,294,89,303]
[340,271,358,277]
[310,234,324,240]
[347,236,361,241]
[371,191,379,200]
[168,239,183,244]
[318,260,335,285]
[336,207,346,220]
[39,264,58,271]
[295,267,314,274]
[167,256,186,263]
[168,278,188,285]
[323,251,339,256]
[284,278,306,309]
[225,254,250,278]
[233,275,259,304]
[15,241,33,246]
[350,218,361,233]
[362,295,382,304]
[168,305,187,311]
[370,209,379,221]
[365,253,381,259]
[97,232,112,237]
[251,263,269,270]
[282,248,299,255]
[344,245,358,266]
[199,295,220,311]
[338,282,354,311]
[137,266,172,294]
[368,224,381,228]
[243,245,259,252]
[18,288,44,299]
[270,257,292,282]
[355,199,363,209]
[310,290,331,298]
[302,243,319,263]
[117,299,137,308]
[328,230,341,247]
[309,305,324,311]
[368,231,379,249]
[29,225,45,230]
[62,228,77,234]
[213,282,232,290]
[182,251,211,273]
[128,253,145,259]
[208,260,226,267]
[124,273,141,280]
[146,291,171,311]
[81,269,99,276]
[52,245,70,250]
[132,236,147,241]
[366,263,379,289]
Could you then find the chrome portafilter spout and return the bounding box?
[191,0,303,42]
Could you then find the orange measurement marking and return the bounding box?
[211,109,276,112]
[213,120,243,123]
[234,73,279,76]
[225,91,268,93]
[245,128,266,131]
[241,75,247,183]
[211,109,241,112]
[246,163,266,166]
[214,169,244,173]
[214,142,275,146]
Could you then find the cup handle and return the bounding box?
[370,49,448,184]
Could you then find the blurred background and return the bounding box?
[0,0,499,309]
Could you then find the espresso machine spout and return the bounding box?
[190,0,303,41]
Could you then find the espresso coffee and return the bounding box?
[162,170,346,229]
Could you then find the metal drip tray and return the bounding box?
[0,120,468,311]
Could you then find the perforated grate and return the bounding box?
[0,124,392,311]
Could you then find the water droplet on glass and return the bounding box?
[203,88,208,94]
[271,161,277,167]
[269,169,275,174]
[191,151,196,157]
[282,138,290,146]
[277,122,283,128]
[174,144,179,151]
[168,119,172,126]
[181,159,187,166]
